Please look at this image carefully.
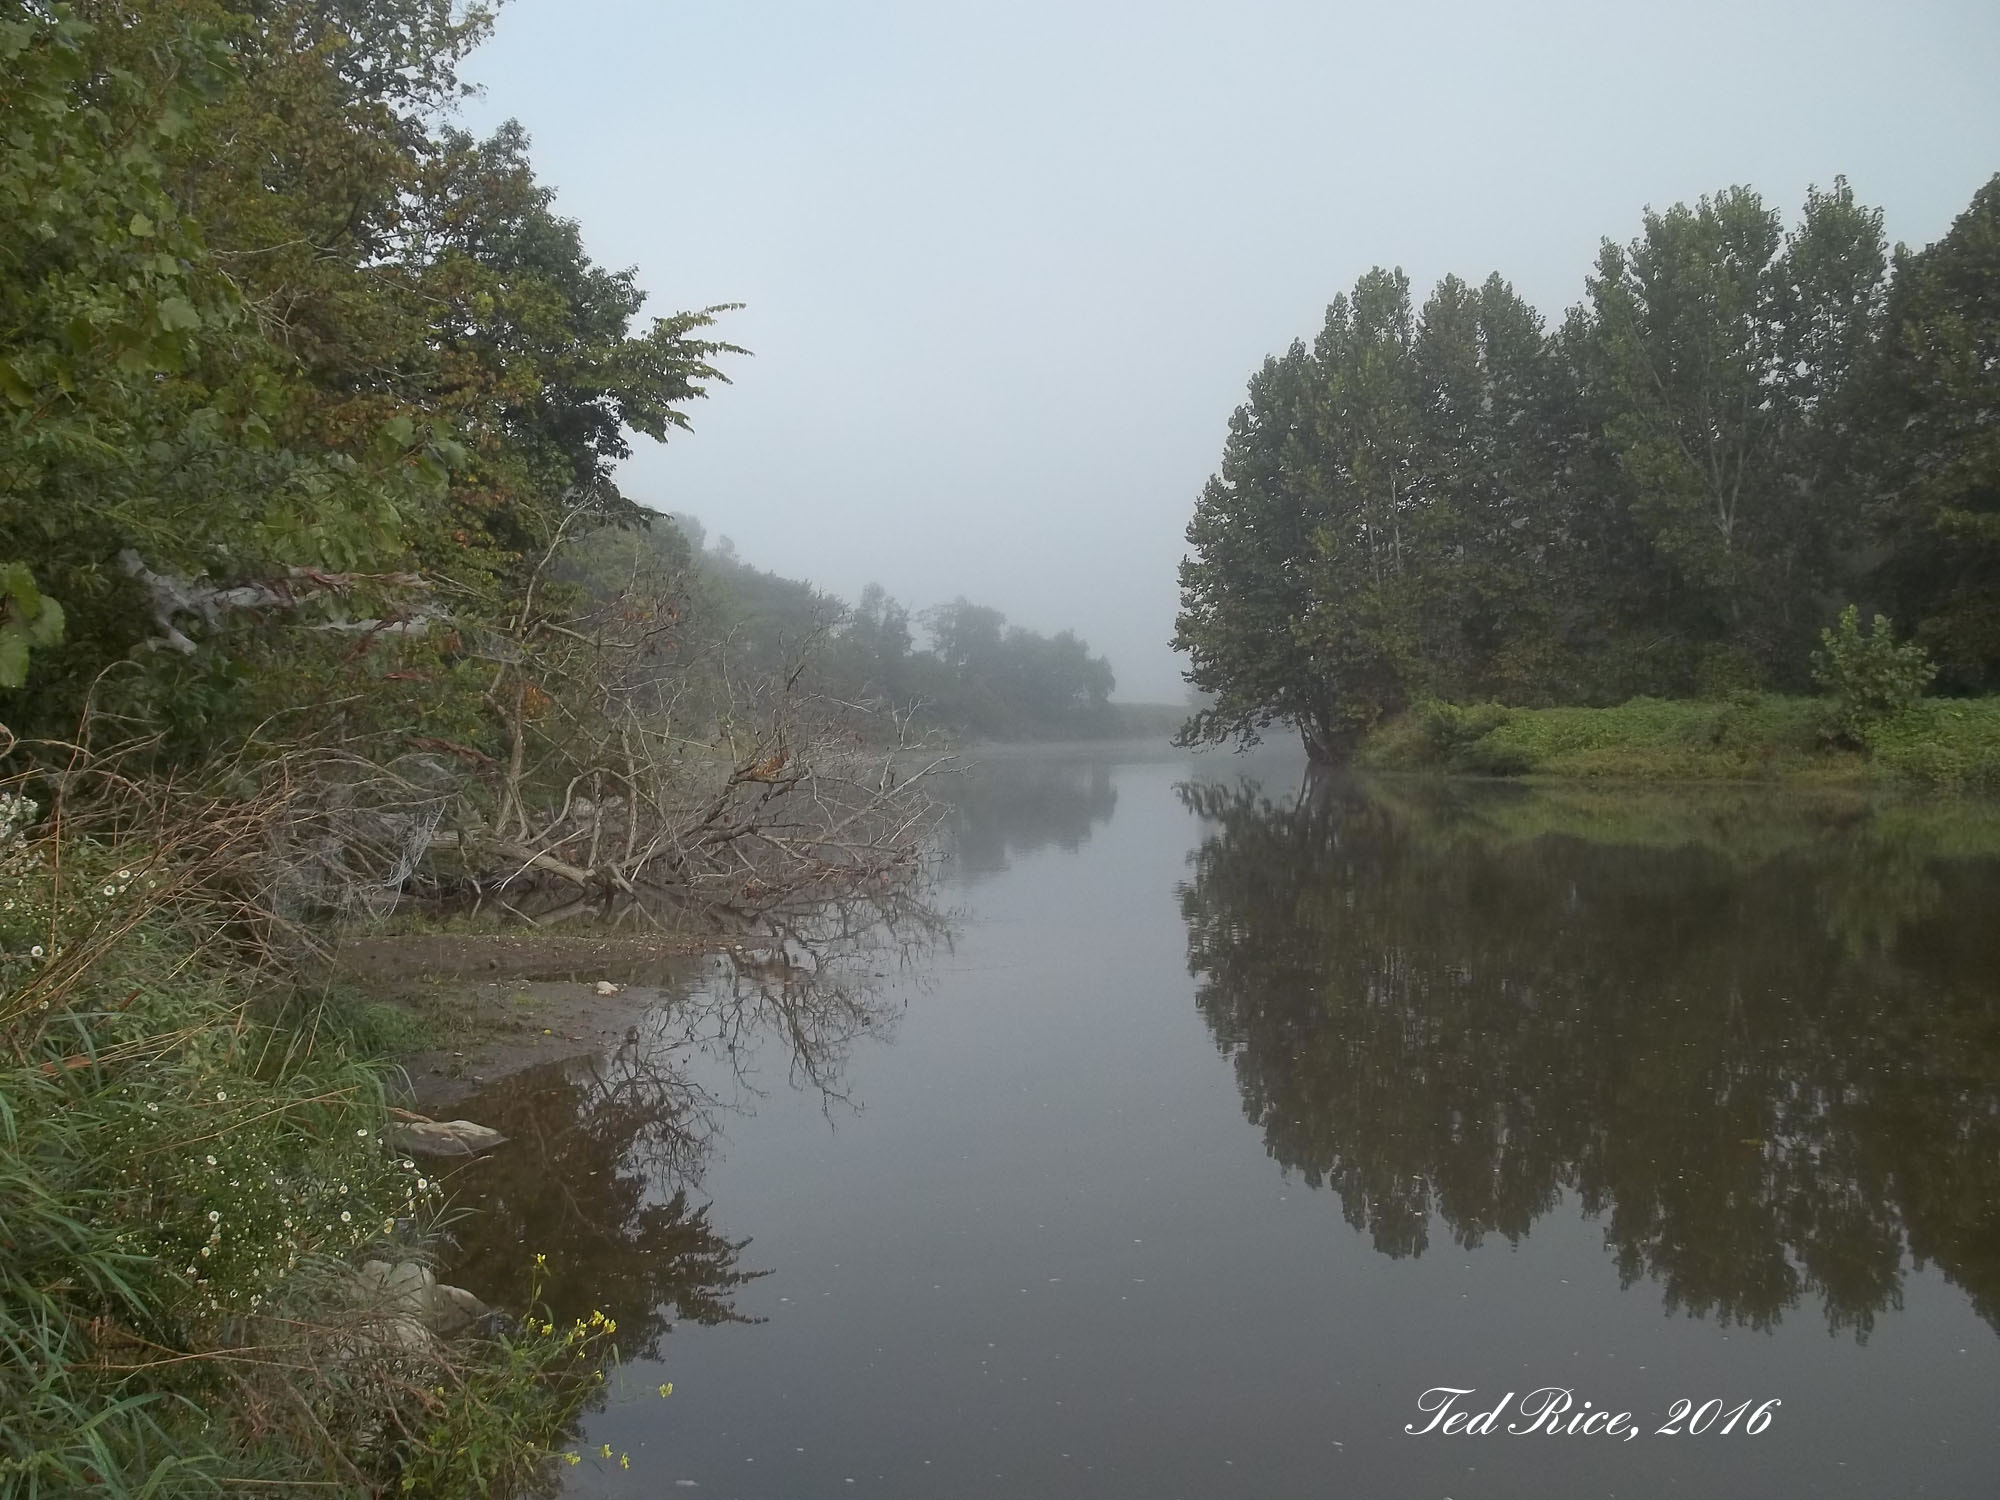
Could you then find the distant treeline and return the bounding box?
[577,514,1125,742]
[1176,176,2000,760]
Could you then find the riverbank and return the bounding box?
[335,931,714,1110]
[1356,695,2000,789]
[0,848,640,1494]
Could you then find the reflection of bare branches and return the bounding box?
[685,895,946,1106]
[563,1036,728,1191]
[437,901,945,1361]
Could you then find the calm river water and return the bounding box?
[446,745,2000,1499]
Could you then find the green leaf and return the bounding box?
[0,561,42,610]
[156,296,201,331]
[0,359,33,407]
[28,595,64,647]
[0,633,28,690]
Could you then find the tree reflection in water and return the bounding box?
[944,755,1119,880]
[1177,772,2000,1338]
[440,901,934,1360]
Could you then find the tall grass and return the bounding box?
[0,768,615,1497]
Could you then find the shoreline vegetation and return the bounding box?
[1356,694,2000,790]
[0,2,1082,1492]
[1171,174,2000,778]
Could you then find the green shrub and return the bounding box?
[1415,700,1511,758]
[1811,606,1937,747]
[0,802,618,1497]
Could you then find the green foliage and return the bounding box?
[1811,605,1937,746]
[1359,691,2000,789]
[0,0,737,754]
[1176,174,2000,761]
[1584,182,1884,674]
[1863,698,2000,791]
[1367,700,1525,773]
[619,517,1122,743]
[0,815,623,1496]
[1861,175,2000,693]
[0,562,63,688]
[392,1278,621,1500]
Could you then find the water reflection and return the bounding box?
[446,1047,761,1359]
[945,754,1119,878]
[441,911,927,1354]
[1177,773,2000,1337]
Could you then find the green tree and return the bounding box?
[1177,181,1913,750]
[1582,181,1886,686]
[0,1,737,756]
[1811,604,1936,746]
[1862,173,2000,692]
[1175,327,1363,760]
[1178,267,1585,758]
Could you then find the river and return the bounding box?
[442,744,2000,1498]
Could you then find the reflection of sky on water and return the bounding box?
[452,752,2000,1499]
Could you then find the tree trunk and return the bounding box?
[1300,721,1344,765]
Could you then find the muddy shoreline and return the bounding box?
[335,932,717,1111]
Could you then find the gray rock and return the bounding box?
[428,1282,490,1337]
[387,1118,508,1158]
[350,1259,491,1337]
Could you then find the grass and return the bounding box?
[0,796,618,1498]
[1359,695,2000,790]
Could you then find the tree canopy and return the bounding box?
[1,0,736,751]
[1176,176,2000,758]
[585,515,1123,742]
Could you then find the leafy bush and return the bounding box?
[1810,606,1936,747]
[1416,700,1512,758]
[1865,698,2000,790]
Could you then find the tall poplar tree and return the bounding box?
[1862,173,2000,692]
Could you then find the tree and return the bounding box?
[1177,267,1581,758]
[1582,182,1886,686]
[1861,173,2000,692]
[1174,339,1345,757]
[0,1,738,757]
[918,597,1115,737]
[1176,180,1918,754]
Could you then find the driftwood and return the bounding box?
[120,550,439,654]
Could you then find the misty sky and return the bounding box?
[461,0,2000,701]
